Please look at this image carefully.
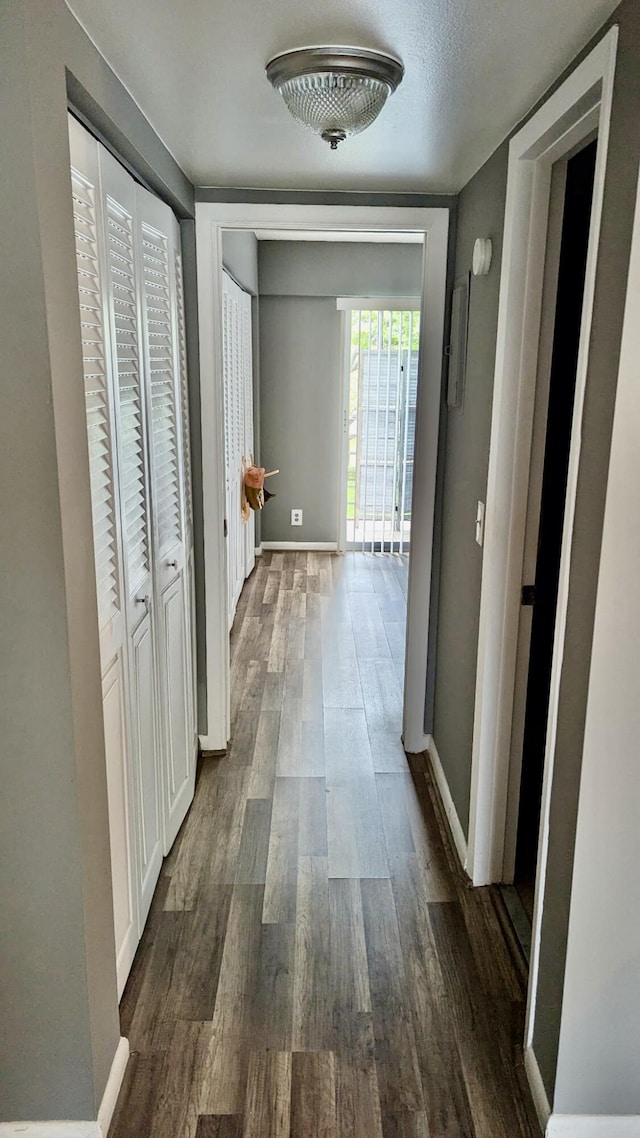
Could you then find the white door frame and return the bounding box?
[195,204,449,752]
[467,26,618,913]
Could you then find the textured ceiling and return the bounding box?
[66,0,619,193]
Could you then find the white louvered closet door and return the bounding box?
[138,185,196,852]
[241,291,256,577]
[222,271,253,626]
[174,242,198,770]
[68,117,138,996]
[69,115,197,995]
[100,146,163,931]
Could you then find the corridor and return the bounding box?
[110,552,538,1138]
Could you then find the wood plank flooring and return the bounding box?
[110,552,539,1138]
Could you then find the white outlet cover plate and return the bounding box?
[291,509,303,526]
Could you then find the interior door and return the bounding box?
[69,118,138,997]
[101,148,163,928]
[174,242,198,766]
[242,291,256,578]
[138,186,196,853]
[507,139,598,923]
[222,271,249,624]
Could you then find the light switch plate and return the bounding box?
[291,508,303,526]
[475,501,485,546]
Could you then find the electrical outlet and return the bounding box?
[291,508,303,527]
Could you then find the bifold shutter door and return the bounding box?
[69,115,197,991]
[69,118,140,1000]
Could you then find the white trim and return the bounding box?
[525,1045,551,1131]
[546,1117,640,1137]
[337,309,350,554]
[198,733,224,751]
[467,28,618,891]
[336,296,421,311]
[426,733,468,871]
[261,540,338,551]
[97,1036,129,1135]
[0,1036,130,1138]
[195,203,449,756]
[402,214,449,751]
[196,221,230,750]
[254,544,263,556]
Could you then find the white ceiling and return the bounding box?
[66,0,618,193]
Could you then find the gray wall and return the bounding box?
[222,229,259,295]
[259,296,342,542]
[551,179,640,1113]
[259,239,423,298]
[430,0,640,1107]
[197,187,457,211]
[432,143,508,830]
[0,0,196,1120]
[258,241,423,544]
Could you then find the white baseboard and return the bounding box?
[0,1037,130,1138]
[0,1127,100,1137]
[261,541,337,551]
[425,734,468,871]
[97,1036,129,1135]
[254,544,263,556]
[525,1046,551,1131]
[547,1116,640,1136]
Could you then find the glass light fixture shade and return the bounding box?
[266,47,404,149]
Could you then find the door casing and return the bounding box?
[195,205,449,754]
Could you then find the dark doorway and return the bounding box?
[514,139,597,923]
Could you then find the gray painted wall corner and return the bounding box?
[222,229,259,294]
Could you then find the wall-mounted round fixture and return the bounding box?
[265,46,404,149]
[472,238,493,276]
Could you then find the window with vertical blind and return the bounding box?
[340,302,421,552]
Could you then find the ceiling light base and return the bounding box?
[322,128,347,149]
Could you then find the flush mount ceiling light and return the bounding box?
[265,46,404,149]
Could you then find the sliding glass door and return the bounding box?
[343,305,420,552]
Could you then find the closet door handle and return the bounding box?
[135,594,150,611]
[167,559,178,569]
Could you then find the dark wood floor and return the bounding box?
[110,552,539,1138]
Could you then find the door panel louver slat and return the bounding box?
[106,197,151,597]
[71,168,120,628]
[141,223,182,557]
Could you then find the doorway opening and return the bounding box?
[342,304,420,552]
[509,139,598,930]
[195,204,448,756]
